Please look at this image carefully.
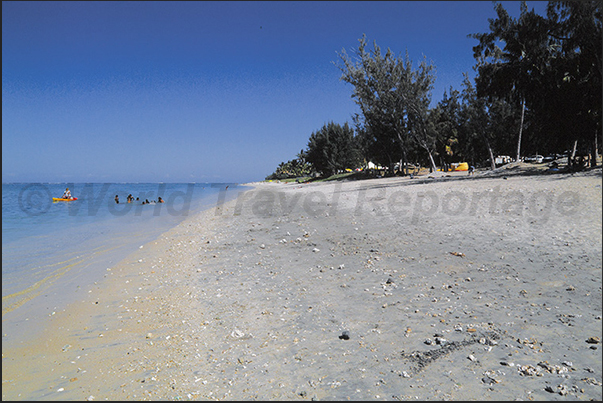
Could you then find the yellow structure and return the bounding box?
[438,162,469,172]
[451,162,469,171]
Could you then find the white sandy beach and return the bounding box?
[2,165,602,401]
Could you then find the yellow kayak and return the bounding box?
[52,197,78,202]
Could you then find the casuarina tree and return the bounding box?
[471,1,601,165]
[303,121,362,177]
[335,35,438,174]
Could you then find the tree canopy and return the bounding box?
[265,152,313,180]
[471,1,602,160]
[335,34,438,173]
[303,121,362,177]
[267,1,601,180]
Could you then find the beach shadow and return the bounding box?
[325,163,602,193]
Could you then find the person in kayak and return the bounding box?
[62,188,72,199]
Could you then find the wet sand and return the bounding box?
[2,166,602,401]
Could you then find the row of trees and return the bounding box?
[267,1,601,179]
[471,0,601,168]
[265,156,313,180]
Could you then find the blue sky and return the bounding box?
[2,1,548,183]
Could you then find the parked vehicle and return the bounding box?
[524,155,544,163]
[494,155,513,165]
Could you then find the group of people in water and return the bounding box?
[61,188,165,204]
[115,194,164,204]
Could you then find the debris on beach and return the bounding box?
[518,364,543,376]
[582,377,602,386]
[537,361,569,374]
[434,336,447,345]
[481,371,501,385]
[449,251,465,257]
[231,329,250,339]
[545,384,570,395]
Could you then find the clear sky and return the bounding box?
[2,1,548,184]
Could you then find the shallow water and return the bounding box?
[1,182,247,343]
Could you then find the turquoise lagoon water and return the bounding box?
[1,182,247,343]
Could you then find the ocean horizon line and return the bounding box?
[2,181,244,185]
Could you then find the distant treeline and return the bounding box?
[267,1,601,180]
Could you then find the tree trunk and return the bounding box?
[423,147,437,173]
[591,130,599,167]
[569,139,578,167]
[571,139,578,158]
[480,132,496,170]
[516,97,525,162]
[395,129,408,176]
[488,146,496,170]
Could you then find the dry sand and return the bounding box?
[2,165,602,401]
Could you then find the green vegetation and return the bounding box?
[303,122,363,177]
[336,34,438,174]
[471,1,601,168]
[265,153,313,181]
[267,1,601,181]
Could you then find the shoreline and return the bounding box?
[2,169,602,400]
[2,186,260,401]
[1,184,245,357]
